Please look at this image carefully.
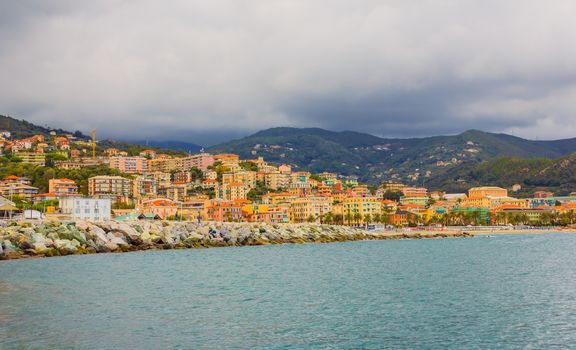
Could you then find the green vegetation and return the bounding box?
[207,161,230,182]
[209,127,576,185]
[309,174,323,182]
[247,181,281,201]
[239,161,259,171]
[426,155,576,195]
[0,160,127,194]
[382,190,403,201]
[0,115,83,139]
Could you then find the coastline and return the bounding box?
[468,228,576,235]
[0,220,471,260]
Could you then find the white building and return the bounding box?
[60,197,111,221]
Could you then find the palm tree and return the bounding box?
[364,213,372,225]
[333,214,344,226]
[323,212,334,225]
[345,211,353,226]
[353,212,362,226]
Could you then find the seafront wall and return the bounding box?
[0,220,471,259]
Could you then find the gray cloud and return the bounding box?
[1,0,576,146]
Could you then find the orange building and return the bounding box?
[48,178,78,196]
[141,198,178,219]
[468,186,508,199]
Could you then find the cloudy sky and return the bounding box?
[1,0,576,145]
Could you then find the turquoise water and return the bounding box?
[2,234,576,349]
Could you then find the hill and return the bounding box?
[128,140,203,153]
[209,127,576,184]
[0,114,89,139]
[0,114,186,156]
[426,155,576,195]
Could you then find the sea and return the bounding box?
[1,233,576,349]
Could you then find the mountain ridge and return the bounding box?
[209,127,576,184]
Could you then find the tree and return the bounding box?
[333,214,344,225]
[307,214,317,223]
[190,167,204,182]
[353,212,362,226]
[345,211,353,226]
[363,213,372,225]
[383,190,403,201]
[239,161,259,171]
[323,212,334,225]
[309,174,323,182]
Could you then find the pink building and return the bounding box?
[184,153,215,171]
[109,156,148,174]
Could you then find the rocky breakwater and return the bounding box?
[0,220,472,260]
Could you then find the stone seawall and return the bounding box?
[0,220,472,260]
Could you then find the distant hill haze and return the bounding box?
[209,127,576,187]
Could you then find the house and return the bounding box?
[60,197,111,221]
[140,198,178,219]
[49,178,78,196]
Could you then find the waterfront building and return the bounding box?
[60,197,111,221]
[140,198,178,219]
[344,196,381,222]
[290,196,333,223]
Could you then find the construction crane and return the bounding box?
[91,128,96,158]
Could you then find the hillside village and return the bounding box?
[1,128,576,227]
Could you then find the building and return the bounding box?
[402,187,428,197]
[0,182,39,201]
[60,197,111,221]
[109,156,148,174]
[343,196,381,223]
[48,178,78,196]
[16,152,46,166]
[534,191,554,198]
[260,171,290,190]
[139,149,157,159]
[468,186,508,199]
[147,157,183,173]
[222,171,257,189]
[131,175,157,199]
[88,176,131,201]
[140,198,178,219]
[218,182,249,201]
[184,153,215,171]
[290,196,333,223]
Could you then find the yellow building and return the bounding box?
[218,182,249,201]
[147,157,183,173]
[290,196,333,223]
[222,171,257,189]
[16,152,46,166]
[344,196,381,222]
[261,192,298,205]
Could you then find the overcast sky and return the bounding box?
[1,0,576,146]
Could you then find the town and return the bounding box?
[1,129,575,227]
